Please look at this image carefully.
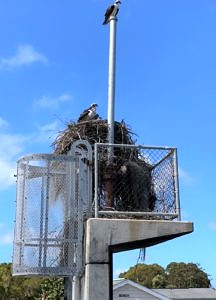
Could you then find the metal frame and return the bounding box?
[13,140,92,277]
[94,143,181,220]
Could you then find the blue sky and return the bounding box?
[0,0,216,288]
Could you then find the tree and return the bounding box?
[119,263,165,288]
[0,263,64,299]
[119,262,211,289]
[165,262,210,288]
[152,274,167,288]
[0,263,12,299]
[0,263,42,299]
[38,277,64,300]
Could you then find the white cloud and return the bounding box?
[36,120,60,143]
[0,117,8,129]
[0,160,16,189]
[0,116,64,191]
[38,121,59,132]
[0,116,66,190]
[209,222,216,231]
[0,118,28,190]
[0,133,27,161]
[0,232,13,245]
[0,45,47,68]
[178,167,194,186]
[33,94,72,110]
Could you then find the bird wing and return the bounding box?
[78,108,90,122]
[103,5,114,25]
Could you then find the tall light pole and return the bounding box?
[103,1,121,208]
[107,15,117,145]
[104,0,121,145]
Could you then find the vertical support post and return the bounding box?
[14,162,27,270]
[173,148,181,221]
[65,140,92,299]
[39,175,45,267]
[107,16,117,145]
[64,277,72,300]
[65,149,76,300]
[106,16,118,208]
[94,144,99,218]
[19,163,27,268]
[72,277,81,300]
[43,159,50,268]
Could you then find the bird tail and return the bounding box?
[103,19,108,25]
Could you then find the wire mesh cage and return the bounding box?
[94,143,180,220]
[13,141,92,277]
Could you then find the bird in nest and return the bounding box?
[103,0,121,25]
[77,103,99,123]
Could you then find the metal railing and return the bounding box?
[94,143,180,220]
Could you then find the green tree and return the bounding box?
[38,277,64,300]
[152,274,167,288]
[119,263,166,288]
[119,262,211,289]
[0,263,42,299]
[0,263,12,299]
[0,263,64,299]
[165,262,210,288]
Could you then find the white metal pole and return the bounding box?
[72,277,80,300]
[107,16,117,144]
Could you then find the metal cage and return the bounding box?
[13,141,92,277]
[94,143,180,220]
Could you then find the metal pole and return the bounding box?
[173,149,181,221]
[106,16,118,208]
[72,277,80,300]
[94,143,99,218]
[64,277,72,300]
[107,16,117,144]
[65,148,75,300]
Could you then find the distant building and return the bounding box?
[113,279,216,300]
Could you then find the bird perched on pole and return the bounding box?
[103,0,121,25]
[77,103,99,122]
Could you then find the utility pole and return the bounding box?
[107,15,117,145]
[107,1,121,144]
[104,1,121,208]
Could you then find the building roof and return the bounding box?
[154,288,216,299]
[114,279,216,299]
[113,279,170,300]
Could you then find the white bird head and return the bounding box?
[91,103,98,108]
[115,0,121,4]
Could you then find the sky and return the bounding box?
[0,0,216,288]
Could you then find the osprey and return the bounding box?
[103,0,121,25]
[77,103,99,122]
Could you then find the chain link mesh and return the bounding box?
[95,144,179,219]
[13,153,89,277]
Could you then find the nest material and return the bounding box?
[53,119,135,154]
[53,119,156,212]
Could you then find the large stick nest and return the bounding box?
[53,119,135,154]
[53,119,156,213]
